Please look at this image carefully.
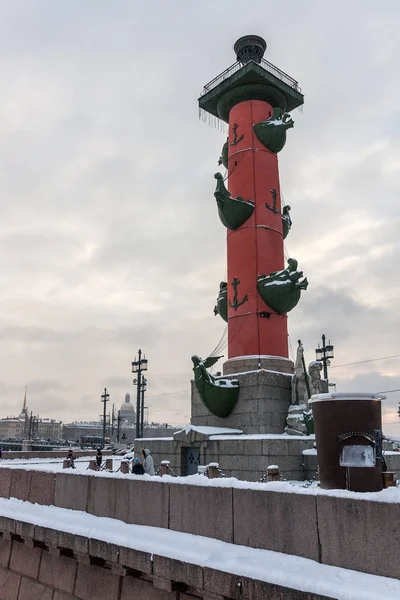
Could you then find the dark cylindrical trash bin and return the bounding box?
[310,393,384,492]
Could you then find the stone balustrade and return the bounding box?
[0,467,399,580]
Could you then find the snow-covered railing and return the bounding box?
[200,58,301,97]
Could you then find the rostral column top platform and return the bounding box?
[199,35,304,121]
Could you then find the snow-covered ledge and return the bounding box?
[173,424,243,443]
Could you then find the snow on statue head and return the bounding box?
[308,361,323,395]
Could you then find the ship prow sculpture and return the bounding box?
[257,258,309,315]
[214,172,254,231]
[191,355,239,418]
[253,107,294,153]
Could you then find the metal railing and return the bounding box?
[200,58,301,97]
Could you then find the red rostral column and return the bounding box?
[199,35,305,366]
[227,98,286,358]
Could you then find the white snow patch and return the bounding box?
[177,425,243,436]
[135,437,174,442]
[214,378,239,388]
[209,433,314,441]
[261,279,292,287]
[227,355,293,362]
[216,369,293,377]
[0,457,105,472]
[289,403,307,412]
[310,392,384,403]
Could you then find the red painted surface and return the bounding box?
[227,100,288,358]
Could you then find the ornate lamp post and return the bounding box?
[132,349,148,439]
[101,388,110,447]
[315,335,334,384]
[140,377,147,438]
[117,410,121,443]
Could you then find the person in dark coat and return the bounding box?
[96,447,103,469]
[132,457,145,475]
[66,449,75,468]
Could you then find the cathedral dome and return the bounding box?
[120,393,135,425]
[120,392,134,412]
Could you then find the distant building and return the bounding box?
[35,419,62,440]
[0,390,62,440]
[119,393,136,426]
[62,422,103,443]
[0,418,25,439]
[0,415,62,440]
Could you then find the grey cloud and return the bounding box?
[0,1,399,427]
[26,380,68,394]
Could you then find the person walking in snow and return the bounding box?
[141,447,155,476]
[96,447,103,469]
[66,449,75,469]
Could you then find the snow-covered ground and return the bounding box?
[0,497,398,600]
[0,456,125,473]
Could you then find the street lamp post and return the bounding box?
[140,377,147,438]
[132,349,148,440]
[29,411,33,440]
[117,410,121,443]
[101,388,110,447]
[315,334,334,385]
[111,404,115,438]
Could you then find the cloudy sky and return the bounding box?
[0,0,399,433]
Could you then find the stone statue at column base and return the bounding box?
[286,344,329,435]
[308,360,328,395]
[291,341,310,406]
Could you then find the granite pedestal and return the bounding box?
[143,358,317,482]
[191,367,293,434]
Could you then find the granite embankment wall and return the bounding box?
[0,468,400,581]
[0,524,331,600]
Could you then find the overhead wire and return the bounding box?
[209,325,227,357]
[331,353,400,369]
[145,390,190,399]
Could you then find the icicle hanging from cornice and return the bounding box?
[198,108,227,133]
